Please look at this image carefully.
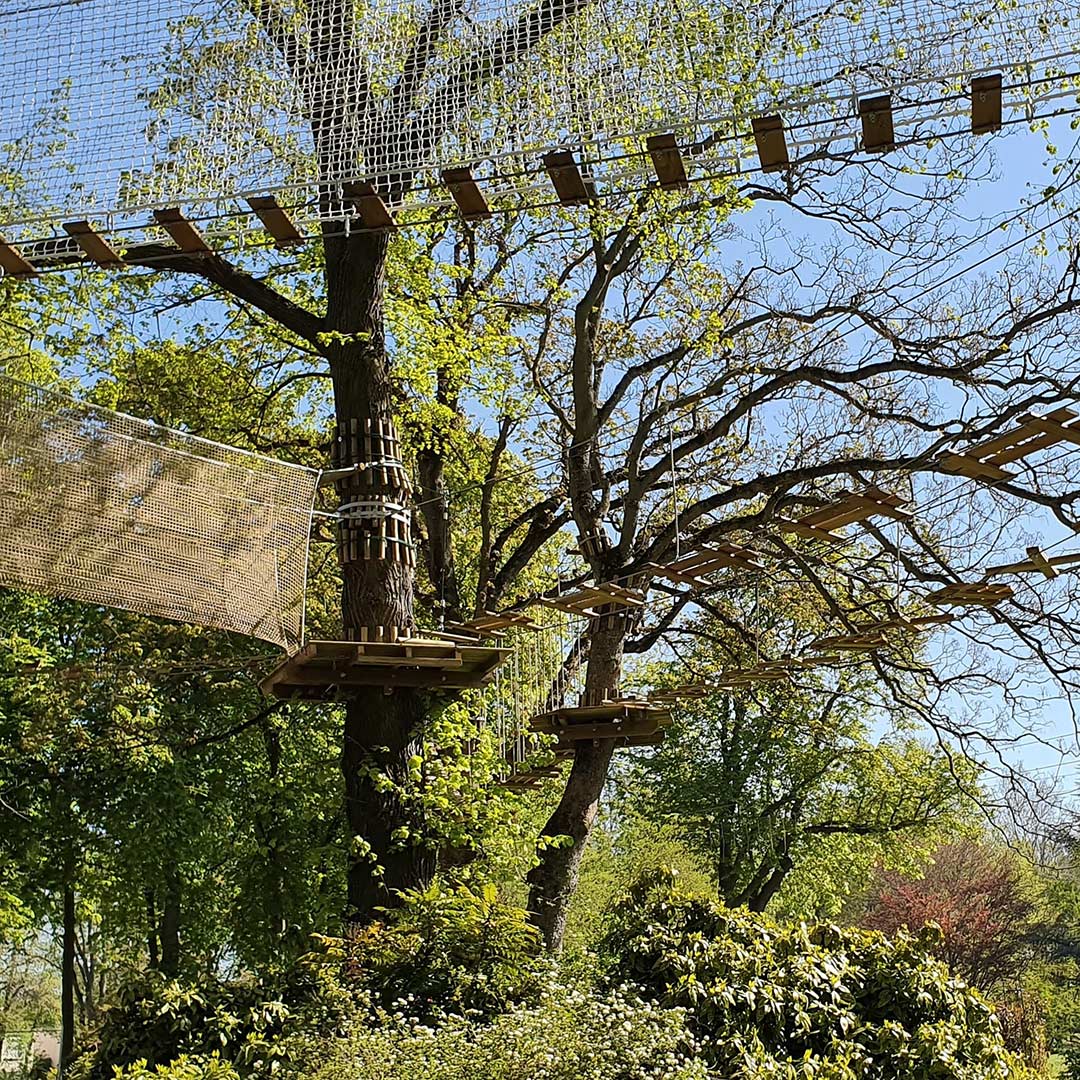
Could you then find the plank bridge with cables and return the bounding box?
[0,0,1076,270]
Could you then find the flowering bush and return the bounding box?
[299,985,708,1080]
[603,870,1035,1080]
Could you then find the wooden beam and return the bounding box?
[344,182,396,230]
[971,74,1003,135]
[0,235,37,278]
[751,114,789,172]
[646,133,688,190]
[1025,545,1058,579]
[1016,411,1080,448]
[152,208,211,254]
[62,220,124,268]
[859,94,895,152]
[246,195,305,247]
[442,166,492,221]
[542,150,593,206]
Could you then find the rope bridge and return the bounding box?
[0,0,1075,257]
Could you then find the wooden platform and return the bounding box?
[529,700,670,740]
[938,407,1080,482]
[260,638,510,699]
[646,543,766,586]
[777,487,911,543]
[928,582,1014,608]
[535,582,646,618]
[552,729,666,754]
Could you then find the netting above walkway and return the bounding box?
[0,0,1075,248]
[0,377,318,648]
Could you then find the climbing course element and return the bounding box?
[812,630,889,652]
[449,610,544,638]
[646,543,767,586]
[776,487,911,543]
[535,581,646,618]
[928,582,1014,607]
[0,376,318,648]
[984,547,1080,579]
[530,699,671,743]
[812,613,953,651]
[259,636,510,698]
[0,0,1074,260]
[331,417,415,642]
[649,684,714,703]
[938,408,1080,481]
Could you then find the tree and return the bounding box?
[11,0,1080,956]
[635,639,972,912]
[860,840,1041,993]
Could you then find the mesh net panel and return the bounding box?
[0,377,318,649]
[0,0,1075,241]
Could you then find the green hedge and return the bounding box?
[602,872,1037,1079]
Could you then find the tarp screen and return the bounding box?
[0,377,318,649]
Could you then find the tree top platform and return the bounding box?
[260,638,510,700]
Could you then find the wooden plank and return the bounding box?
[985,550,1080,577]
[0,235,36,277]
[937,452,1014,481]
[153,208,211,254]
[246,195,305,247]
[971,74,1003,135]
[1016,412,1080,449]
[646,133,689,190]
[531,719,662,740]
[779,520,848,543]
[62,220,124,267]
[1025,545,1058,579]
[344,182,396,230]
[928,582,1013,607]
[859,94,895,152]
[543,150,593,206]
[442,166,492,222]
[751,114,789,172]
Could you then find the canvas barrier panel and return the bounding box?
[0,377,318,649]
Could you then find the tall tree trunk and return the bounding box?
[59,885,75,1075]
[158,870,181,977]
[527,619,627,949]
[323,230,436,918]
[145,889,159,969]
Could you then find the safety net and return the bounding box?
[0,0,1074,245]
[0,376,318,649]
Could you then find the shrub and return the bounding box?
[324,883,548,1022]
[602,870,1034,1080]
[70,966,356,1080]
[300,985,708,1080]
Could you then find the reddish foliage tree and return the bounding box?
[860,840,1037,992]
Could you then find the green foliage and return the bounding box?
[110,1055,241,1080]
[321,883,547,1022]
[602,871,1032,1079]
[69,967,355,1080]
[298,987,707,1080]
[636,617,976,917]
